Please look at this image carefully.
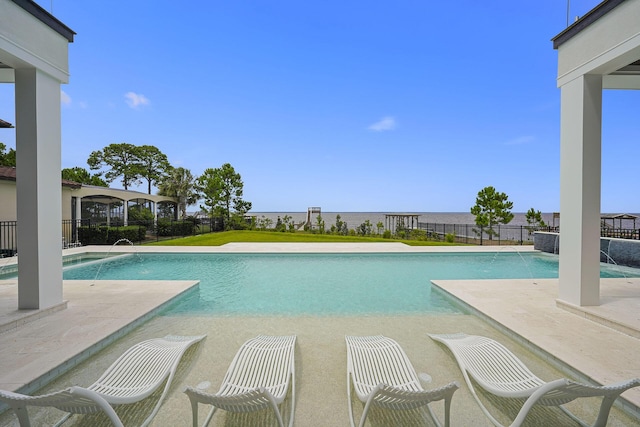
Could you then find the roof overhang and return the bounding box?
[0,0,75,83]
[552,0,626,49]
[552,0,640,89]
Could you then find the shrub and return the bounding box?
[357,220,373,236]
[445,232,456,243]
[156,219,195,237]
[78,225,146,244]
[409,229,427,241]
[128,205,154,222]
[383,230,392,239]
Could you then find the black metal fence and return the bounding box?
[414,222,549,245]
[1,219,638,253]
[0,218,224,254]
[416,222,640,245]
[0,221,17,256]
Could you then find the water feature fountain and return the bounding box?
[92,239,140,284]
[600,249,631,283]
[489,247,537,284]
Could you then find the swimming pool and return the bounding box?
[60,252,640,316]
[3,249,639,426]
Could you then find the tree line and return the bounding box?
[1,140,250,229]
[63,143,251,229]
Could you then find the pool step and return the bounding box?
[0,300,67,335]
[556,299,640,339]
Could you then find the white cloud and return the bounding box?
[124,92,150,109]
[368,116,396,132]
[505,135,535,146]
[61,90,71,105]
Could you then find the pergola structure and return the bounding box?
[601,213,637,230]
[74,186,178,225]
[385,214,420,233]
[552,0,640,306]
[0,0,74,310]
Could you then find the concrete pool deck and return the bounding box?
[0,243,639,425]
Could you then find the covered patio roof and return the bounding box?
[0,119,13,128]
[601,213,638,229]
[552,0,640,306]
[74,185,177,205]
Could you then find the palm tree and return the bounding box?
[158,167,199,219]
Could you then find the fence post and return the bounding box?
[520,226,523,245]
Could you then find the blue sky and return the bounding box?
[1,1,638,213]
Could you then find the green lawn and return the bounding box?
[145,230,461,246]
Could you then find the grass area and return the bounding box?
[145,230,462,246]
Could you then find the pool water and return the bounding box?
[59,252,640,317]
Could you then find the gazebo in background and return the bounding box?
[385,214,420,234]
[0,118,14,128]
[601,213,637,230]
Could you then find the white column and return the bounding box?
[123,200,128,226]
[75,196,82,244]
[558,74,602,306]
[75,196,82,225]
[15,68,63,310]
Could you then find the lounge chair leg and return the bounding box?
[51,413,72,427]
[593,395,617,427]
[188,396,199,427]
[287,373,296,427]
[201,405,217,427]
[347,373,356,427]
[13,405,32,427]
[359,384,383,427]
[260,387,285,427]
[443,393,453,427]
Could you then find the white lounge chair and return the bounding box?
[346,335,459,427]
[184,335,296,427]
[429,332,640,427]
[0,334,205,427]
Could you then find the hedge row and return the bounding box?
[78,225,146,245]
[156,219,195,237]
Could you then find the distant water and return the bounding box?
[249,212,640,229]
[250,212,554,228]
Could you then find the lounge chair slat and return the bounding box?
[184,335,296,427]
[346,335,459,427]
[0,335,205,427]
[429,332,640,427]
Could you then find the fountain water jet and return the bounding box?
[600,249,631,283]
[489,246,537,285]
[93,238,141,285]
